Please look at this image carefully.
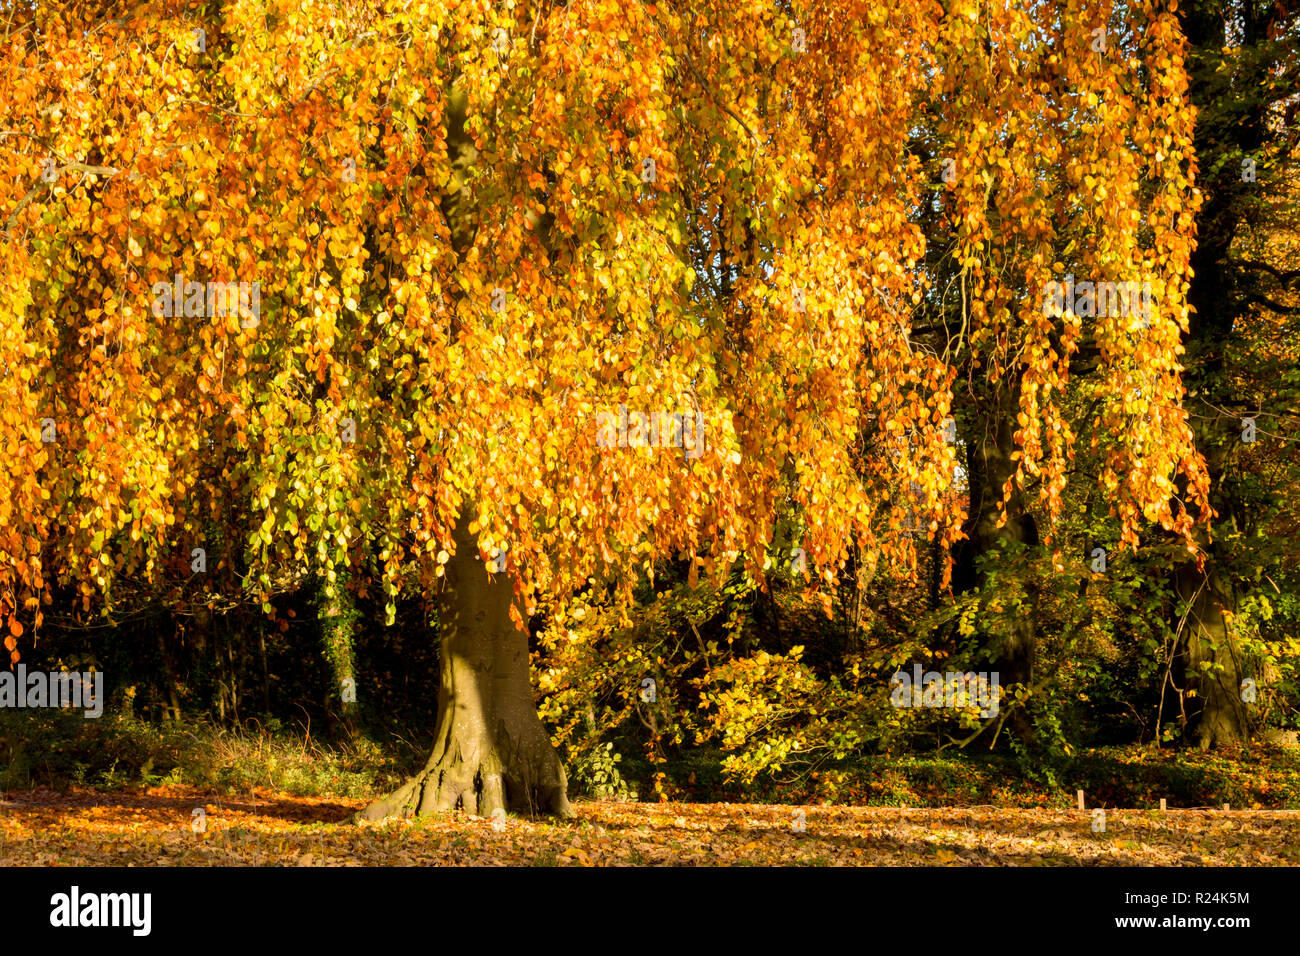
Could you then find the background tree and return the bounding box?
[1164,0,1299,748]
[908,0,1210,743]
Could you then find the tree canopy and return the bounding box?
[2,0,1214,648]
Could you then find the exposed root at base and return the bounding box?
[356,759,573,823]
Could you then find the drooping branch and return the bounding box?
[4,161,126,234]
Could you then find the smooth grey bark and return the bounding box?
[358,513,571,821]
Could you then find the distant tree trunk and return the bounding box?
[156,624,182,720]
[318,568,357,735]
[952,394,1038,746]
[257,622,272,714]
[1171,561,1247,749]
[1168,168,1248,749]
[1164,389,1249,750]
[1163,0,1280,750]
[223,615,241,724]
[359,512,571,821]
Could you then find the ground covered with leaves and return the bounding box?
[2,786,1297,866]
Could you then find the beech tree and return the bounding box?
[2,0,1210,817]
[1166,0,1299,747]
[909,0,1212,740]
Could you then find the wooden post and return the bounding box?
[1160,798,1167,811]
[1077,789,1085,810]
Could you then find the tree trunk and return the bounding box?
[156,621,183,720]
[1170,182,1248,750]
[1172,561,1248,750]
[1162,0,1267,750]
[318,568,358,737]
[952,396,1038,746]
[358,513,572,821]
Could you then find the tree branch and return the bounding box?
[1232,259,1300,288]
[1243,292,1300,315]
[4,162,124,234]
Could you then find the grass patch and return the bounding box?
[0,709,409,798]
[5,710,1296,810]
[623,745,1300,809]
